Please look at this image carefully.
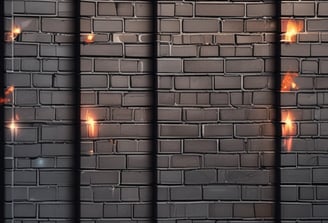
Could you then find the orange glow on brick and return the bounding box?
[84,33,95,43]
[281,20,303,43]
[282,112,295,152]
[5,86,14,95]
[9,119,16,131]
[9,116,19,134]
[0,86,14,104]
[86,111,96,137]
[5,26,21,42]
[281,72,298,92]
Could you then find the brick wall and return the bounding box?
[281,1,328,222]
[4,0,75,221]
[80,0,152,221]
[3,0,328,222]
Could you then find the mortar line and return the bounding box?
[151,0,158,222]
[274,0,282,222]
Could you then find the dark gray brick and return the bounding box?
[184,60,223,73]
[185,169,217,184]
[196,3,244,17]
[94,19,123,32]
[226,59,263,73]
[81,44,123,57]
[183,19,219,33]
[14,203,36,218]
[42,18,73,33]
[171,186,202,201]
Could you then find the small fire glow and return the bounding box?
[5,25,21,42]
[282,112,295,152]
[9,119,16,131]
[84,33,95,44]
[281,20,303,43]
[9,115,19,135]
[281,72,298,92]
[0,86,14,104]
[86,111,96,137]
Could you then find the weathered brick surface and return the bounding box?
[80,0,152,221]
[3,0,328,222]
[4,0,75,221]
[280,0,328,222]
[158,0,275,222]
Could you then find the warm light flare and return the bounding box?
[5,25,21,42]
[282,112,295,152]
[281,72,298,92]
[5,86,14,95]
[281,20,303,43]
[85,111,97,137]
[9,119,16,131]
[0,86,15,104]
[84,33,95,44]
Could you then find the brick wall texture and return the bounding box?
[3,0,328,222]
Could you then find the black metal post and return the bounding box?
[151,0,158,222]
[73,0,81,222]
[274,0,282,222]
[0,0,5,221]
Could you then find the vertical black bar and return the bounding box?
[151,0,158,223]
[274,1,282,223]
[73,0,81,222]
[0,0,5,221]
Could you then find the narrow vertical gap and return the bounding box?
[274,1,282,222]
[151,0,158,222]
[0,0,5,221]
[73,0,81,222]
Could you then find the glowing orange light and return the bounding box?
[282,112,296,152]
[5,26,21,42]
[282,20,303,43]
[0,86,15,104]
[13,26,21,35]
[86,111,96,137]
[281,72,298,92]
[9,119,16,131]
[84,34,95,44]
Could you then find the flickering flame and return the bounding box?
[281,72,298,92]
[0,86,14,104]
[282,20,303,43]
[9,119,16,131]
[84,33,95,43]
[282,112,295,152]
[9,115,19,135]
[5,26,21,42]
[86,111,96,137]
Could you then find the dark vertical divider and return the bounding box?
[274,1,282,222]
[73,1,81,222]
[151,0,158,222]
[0,0,4,221]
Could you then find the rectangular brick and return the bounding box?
[81,44,123,57]
[160,124,199,138]
[183,19,219,33]
[184,139,217,153]
[94,19,123,32]
[184,60,223,73]
[171,186,202,201]
[185,169,217,184]
[42,18,73,33]
[196,3,244,17]
[226,59,263,73]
